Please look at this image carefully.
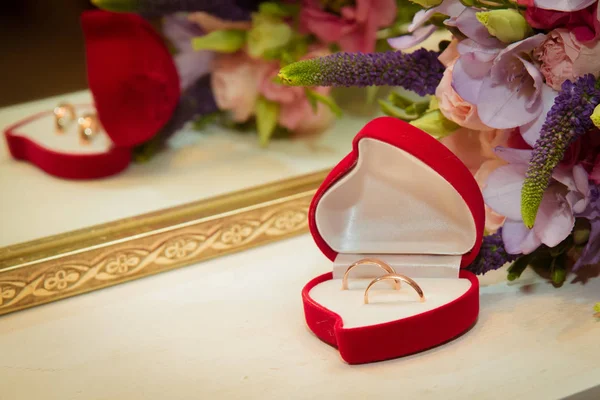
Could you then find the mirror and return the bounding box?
[0,1,445,248]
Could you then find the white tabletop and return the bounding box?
[0,234,598,399]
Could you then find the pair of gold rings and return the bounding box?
[342,258,425,304]
[53,103,100,144]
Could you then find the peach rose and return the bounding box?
[535,29,600,91]
[441,128,489,174]
[438,39,459,67]
[210,53,267,123]
[479,129,512,159]
[441,128,510,233]
[475,159,508,233]
[435,62,494,132]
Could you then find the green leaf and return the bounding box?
[90,0,136,12]
[191,30,246,53]
[255,97,280,147]
[258,2,300,18]
[409,110,460,139]
[247,14,293,59]
[191,112,220,131]
[550,253,567,286]
[507,253,533,281]
[305,89,318,113]
[366,86,380,105]
[378,99,420,121]
[305,89,342,118]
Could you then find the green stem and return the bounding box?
[507,254,533,281]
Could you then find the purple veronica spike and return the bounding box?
[468,228,520,275]
[278,49,444,96]
[521,75,600,228]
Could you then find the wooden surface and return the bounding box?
[0,235,598,399]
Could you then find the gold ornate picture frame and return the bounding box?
[0,170,326,316]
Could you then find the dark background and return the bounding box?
[0,0,96,107]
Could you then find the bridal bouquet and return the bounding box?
[278,0,600,287]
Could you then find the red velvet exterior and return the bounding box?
[3,110,131,180]
[81,10,180,148]
[308,116,485,268]
[302,270,479,365]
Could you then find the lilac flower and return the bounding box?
[521,75,600,228]
[278,49,445,96]
[574,185,600,270]
[388,0,497,50]
[483,147,590,255]
[468,228,520,275]
[452,34,549,129]
[162,14,213,91]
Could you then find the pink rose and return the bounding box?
[260,49,334,134]
[211,53,267,122]
[436,62,494,132]
[299,0,397,53]
[212,50,334,134]
[526,3,600,43]
[535,29,600,90]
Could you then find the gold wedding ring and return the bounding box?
[364,273,425,304]
[53,102,76,133]
[342,258,400,290]
[78,113,100,144]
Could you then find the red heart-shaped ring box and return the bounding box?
[302,117,485,364]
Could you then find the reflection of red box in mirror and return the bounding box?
[302,117,485,364]
[2,10,180,180]
[3,105,131,180]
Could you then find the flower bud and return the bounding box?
[476,9,532,43]
[409,0,443,7]
[192,30,246,53]
[591,104,600,129]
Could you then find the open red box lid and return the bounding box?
[302,116,486,364]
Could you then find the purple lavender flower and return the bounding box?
[468,228,520,275]
[521,75,600,228]
[92,0,253,20]
[278,49,445,96]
